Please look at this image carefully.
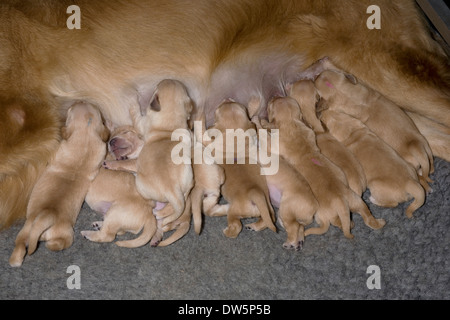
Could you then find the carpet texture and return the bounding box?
[0,157,448,300]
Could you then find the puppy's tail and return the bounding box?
[410,140,434,184]
[158,197,192,247]
[190,186,203,235]
[250,189,277,232]
[27,210,56,255]
[405,180,426,218]
[157,221,191,247]
[116,205,157,248]
[347,189,386,230]
[304,211,331,237]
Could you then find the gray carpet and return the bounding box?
[0,157,448,300]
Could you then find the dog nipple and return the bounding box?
[325,81,334,88]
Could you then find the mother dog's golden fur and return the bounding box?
[0,0,449,229]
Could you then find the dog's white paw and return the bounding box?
[81,230,94,240]
[282,240,304,251]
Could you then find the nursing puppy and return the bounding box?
[133,79,194,226]
[288,80,367,196]
[253,116,318,250]
[210,101,277,238]
[321,110,426,218]
[315,70,434,187]
[265,97,385,238]
[107,125,144,161]
[191,149,227,231]
[10,102,108,267]
[266,158,319,250]
[81,125,157,248]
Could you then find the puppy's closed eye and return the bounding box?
[344,73,358,85]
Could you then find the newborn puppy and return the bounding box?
[81,125,158,248]
[288,80,367,196]
[10,102,108,267]
[321,110,426,218]
[134,79,194,226]
[210,101,277,238]
[107,125,144,160]
[266,158,319,250]
[315,70,434,187]
[265,97,385,239]
[191,147,227,231]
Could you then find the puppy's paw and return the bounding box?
[92,221,103,230]
[283,240,304,251]
[46,237,72,251]
[245,219,267,232]
[372,218,386,230]
[223,225,241,238]
[81,230,94,240]
[102,160,122,170]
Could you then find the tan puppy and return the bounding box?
[315,70,434,187]
[107,125,144,160]
[210,101,277,238]
[265,97,385,239]
[10,102,108,267]
[265,158,319,250]
[102,124,205,247]
[191,151,227,232]
[133,79,194,226]
[81,125,157,248]
[288,80,367,196]
[321,110,426,218]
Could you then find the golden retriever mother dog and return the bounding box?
[0,1,449,229]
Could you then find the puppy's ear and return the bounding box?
[99,125,110,142]
[150,94,161,112]
[344,73,358,85]
[316,98,329,113]
[267,105,275,123]
[185,100,194,118]
[104,119,116,132]
[137,88,158,116]
[61,126,71,140]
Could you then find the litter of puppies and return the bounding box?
[10,60,435,266]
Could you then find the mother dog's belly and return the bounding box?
[49,50,307,128]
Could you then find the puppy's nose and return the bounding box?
[109,138,117,147]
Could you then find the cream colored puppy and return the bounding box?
[81,125,157,248]
[253,116,319,250]
[265,97,385,239]
[210,101,277,238]
[266,158,319,250]
[288,80,367,196]
[315,70,434,187]
[107,125,144,160]
[133,79,194,226]
[321,110,426,218]
[10,102,108,267]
